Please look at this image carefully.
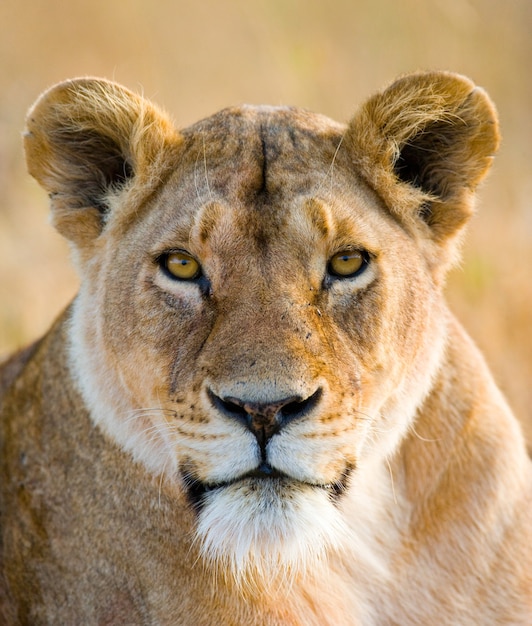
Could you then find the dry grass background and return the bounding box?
[0,0,531,440]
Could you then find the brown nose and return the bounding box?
[208,389,322,449]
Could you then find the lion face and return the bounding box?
[24,74,498,586]
[70,107,446,584]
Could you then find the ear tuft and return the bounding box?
[24,78,182,245]
[345,71,500,243]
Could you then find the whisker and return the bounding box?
[367,423,397,436]
[202,134,214,202]
[353,408,376,422]
[124,408,178,423]
[194,145,202,202]
[410,424,441,443]
[137,423,184,440]
[315,131,346,195]
[158,454,171,507]
[385,456,398,505]
[353,408,401,438]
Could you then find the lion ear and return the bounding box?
[24,78,182,247]
[346,71,499,250]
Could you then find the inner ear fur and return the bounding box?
[345,71,500,244]
[24,78,182,245]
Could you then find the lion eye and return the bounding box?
[163,251,201,280]
[328,250,368,278]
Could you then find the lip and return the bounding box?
[182,463,353,512]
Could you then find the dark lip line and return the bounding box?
[182,464,354,512]
[203,466,288,490]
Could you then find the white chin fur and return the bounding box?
[195,478,349,592]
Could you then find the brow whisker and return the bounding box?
[202,134,214,202]
[315,131,346,195]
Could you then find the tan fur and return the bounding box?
[1,72,531,624]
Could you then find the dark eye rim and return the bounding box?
[156,250,203,282]
[327,248,371,280]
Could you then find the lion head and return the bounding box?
[23,72,498,589]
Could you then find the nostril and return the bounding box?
[280,388,322,421]
[220,398,249,418]
[207,390,248,420]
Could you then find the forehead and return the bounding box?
[178,104,346,199]
[139,105,393,250]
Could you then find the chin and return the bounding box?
[193,476,349,592]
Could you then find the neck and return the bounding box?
[328,315,531,623]
[400,316,528,512]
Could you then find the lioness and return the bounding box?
[0,71,531,625]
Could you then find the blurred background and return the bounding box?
[0,0,530,440]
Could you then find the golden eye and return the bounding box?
[164,251,201,280]
[328,249,367,278]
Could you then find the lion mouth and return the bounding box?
[182,463,352,512]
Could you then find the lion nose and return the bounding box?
[208,388,322,448]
